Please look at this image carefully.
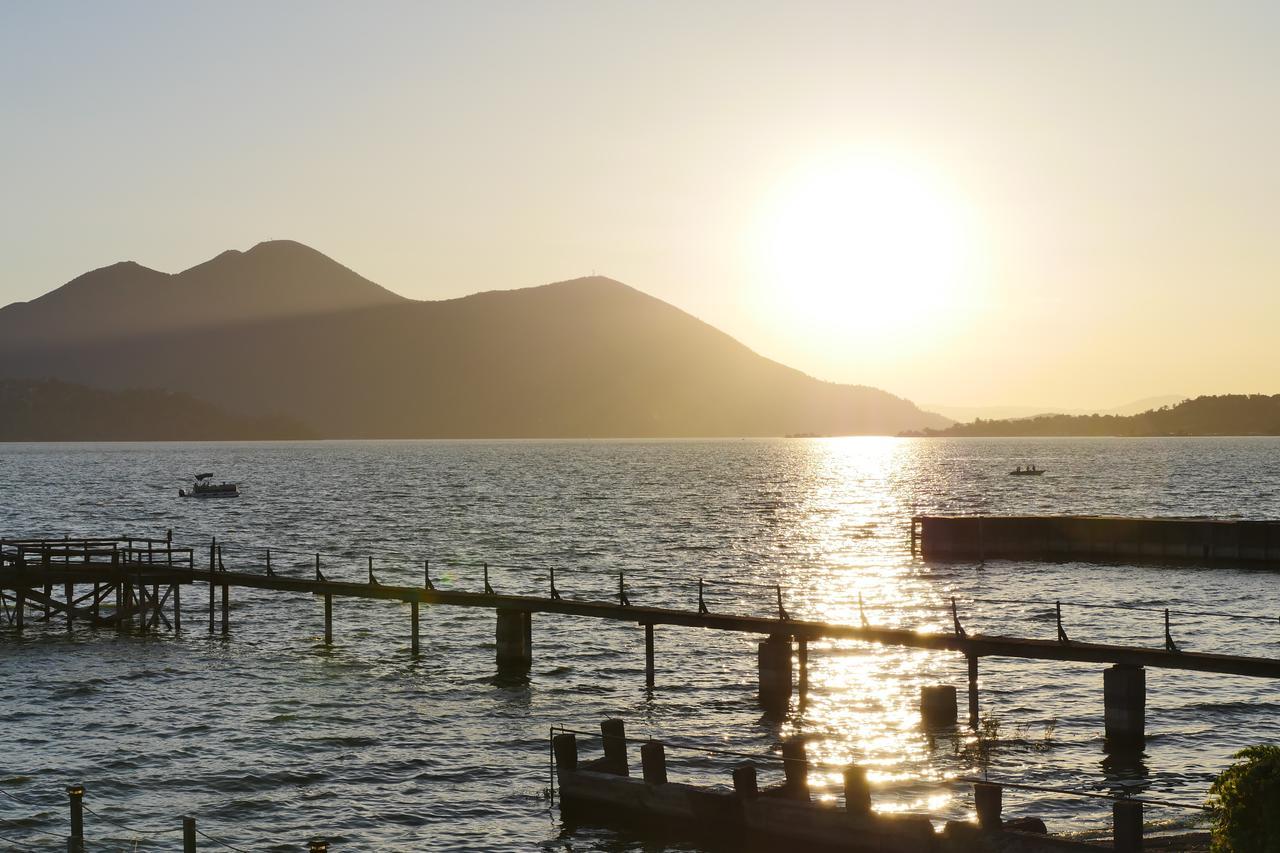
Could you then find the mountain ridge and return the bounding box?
[0,242,950,438]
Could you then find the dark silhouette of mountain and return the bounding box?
[0,242,950,438]
[907,395,1280,437]
[0,379,312,441]
[0,240,404,347]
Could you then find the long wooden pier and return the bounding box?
[4,532,1279,749]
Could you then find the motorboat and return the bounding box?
[179,473,240,498]
[1009,466,1044,476]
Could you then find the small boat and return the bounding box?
[179,473,240,498]
[1009,466,1044,476]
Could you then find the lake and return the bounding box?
[1,437,1278,851]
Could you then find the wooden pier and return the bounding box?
[4,531,1280,751]
[913,514,1280,566]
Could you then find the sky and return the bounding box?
[3,1,1278,413]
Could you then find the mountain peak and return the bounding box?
[0,240,406,347]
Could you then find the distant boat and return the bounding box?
[1009,466,1044,476]
[179,472,240,498]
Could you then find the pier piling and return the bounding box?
[732,764,759,799]
[920,684,958,728]
[1104,665,1146,750]
[323,595,333,646]
[644,623,655,687]
[974,781,1002,830]
[757,634,792,712]
[410,600,420,655]
[781,737,809,801]
[552,733,578,772]
[183,816,196,853]
[1113,799,1143,852]
[967,654,980,730]
[66,784,84,852]
[600,718,629,775]
[495,608,532,669]
[641,740,667,785]
[843,765,870,814]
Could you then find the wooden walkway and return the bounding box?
[3,533,1278,679]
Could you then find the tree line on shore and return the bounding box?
[905,394,1280,437]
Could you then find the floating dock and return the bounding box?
[913,515,1280,566]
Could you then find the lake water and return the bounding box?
[1,437,1278,851]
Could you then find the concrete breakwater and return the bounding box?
[914,515,1280,566]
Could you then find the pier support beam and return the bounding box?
[65,582,74,629]
[782,737,809,801]
[920,685,958,728]
[220,582,229,635]
[323,595,333,646]
[410,600,420,655]
[967,654,980,730]
[1104,665,1146,750]
[797,637,809,697]
[601,718,629,775]
[843,766,871,814]
[1113,800,1143,852]
[495,608,532,669]
[757,633,793,713]
[644,623,655,687]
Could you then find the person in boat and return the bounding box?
[1016,465,1022,472]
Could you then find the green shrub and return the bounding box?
[1208,744,1280,853]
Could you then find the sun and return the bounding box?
[759,155,976,342]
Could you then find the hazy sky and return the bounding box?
[3,1,1278,411]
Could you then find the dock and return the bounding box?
[913,514,1280,566]
[4,530,1279,755]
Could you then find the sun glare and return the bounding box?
[760,156,976,341]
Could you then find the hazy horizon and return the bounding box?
[4,2,1279,410]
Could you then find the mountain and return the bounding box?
[0,379,312,441]
[0,240,404,347]
[908,395,1280,437]
[0,242,950,438]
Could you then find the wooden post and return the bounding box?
[797,637,809,696]
[220,581,229,635]
[641,741,667,785]
[65,582,74,628]
[782,737,809,801]
[183,816,196,853]
[410,600,420,655]
[552,733,578,772]
[757,634,793,713]
[66,784,84,851]
[173,584,181,634]
[495,608,532,669]
[15,589,24,630]
[732,764,759,799]
[967,654,980,730]
[91,583,100,624]
[1113,799,1143,852]
[644,623,655,687]
[324,594,333,645]
[1104,665,1146,750]
[921,685,959,728]
[151,583,159,631]
[844,765,871,814]
[208,539,216,634]
[44,582,52,620]
[974,781,1003,829]
[601,718,629,776]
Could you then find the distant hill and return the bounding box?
[0,379,312,441]
[924,394,1187,423]
[0,242,950,438]
[907,395,1280,437]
